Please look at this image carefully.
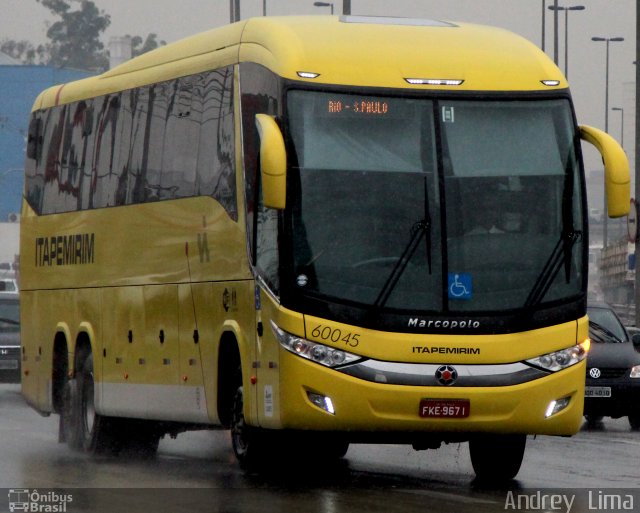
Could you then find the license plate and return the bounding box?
[419,399,470,418]
[585,386,611,398]
[0,360,18,370]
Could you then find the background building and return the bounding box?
[0,55,94,221]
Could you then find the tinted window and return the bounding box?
[25,67,236,219]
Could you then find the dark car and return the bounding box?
[0,292,20,383]
[585,303,640,430]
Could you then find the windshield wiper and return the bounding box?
[589,320,623,343]
[374,176,432,309]
[0,317,19,326]
[524,230,582,308]
[524,159,581,308]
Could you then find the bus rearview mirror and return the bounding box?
[579,125,630,218]
[255,114,287,210]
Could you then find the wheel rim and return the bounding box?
[231,388,249,457]
[83,370,96,437]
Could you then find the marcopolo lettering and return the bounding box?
[408,317,481,329]
[35,233,95,267]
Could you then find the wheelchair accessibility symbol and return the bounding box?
[448,273,472,300]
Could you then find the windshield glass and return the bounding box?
[588,306,628,342]
[287,90,584,313]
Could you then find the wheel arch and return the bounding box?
[217,326,244,428]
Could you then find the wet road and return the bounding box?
[0,384,638,513]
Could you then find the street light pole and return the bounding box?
[592,36,625,248]
[313,1,334,14]
[547,5,585,78]
[542,0,546,52]
[612,107,624,149]
[635,3,640,326]
[553,0,559,65]
[229,0,240,22]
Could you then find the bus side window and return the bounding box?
[161,77,197,200]
[196,67,236,219]
[240,63,281,266]
[27,116,42,161]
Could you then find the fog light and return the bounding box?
[545,396,571,418]
[307,392,335,415]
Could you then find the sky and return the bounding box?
[0,0,636,172]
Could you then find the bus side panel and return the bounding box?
[19,290,47,413]
[196,280,256,425]
[20,287,102,414]
[253,288,304,429]
[98,284,212,423]
[177,283,206,402]
[99,286,147,409]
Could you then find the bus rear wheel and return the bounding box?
[469,434,526,482]
[76,354,121,455]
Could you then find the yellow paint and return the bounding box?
[21,16,595,439]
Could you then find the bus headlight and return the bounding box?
[271,321,362,368]
[526,340,590,372]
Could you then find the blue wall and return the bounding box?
[0,66,94,221]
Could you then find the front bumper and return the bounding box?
[275,349,586,437]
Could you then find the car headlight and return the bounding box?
[271,321,362,368]
[526,340,590,372]
[631,365,640,378]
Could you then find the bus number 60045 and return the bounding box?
[311,325,360,348]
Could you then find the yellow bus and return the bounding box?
[20,15,629,480]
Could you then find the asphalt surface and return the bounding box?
[0,384,638,513]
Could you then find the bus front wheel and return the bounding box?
[469,434,526,482]
[231,386,267,469]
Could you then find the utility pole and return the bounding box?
[553,0,559,64]
[635,4,640,325]
[230,0,240,23]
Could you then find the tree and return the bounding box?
[131,33,166,58]
[37,0,111,70]
[0,1,164,69]
[0,40,47,65]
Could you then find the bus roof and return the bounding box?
[33,15,566,110]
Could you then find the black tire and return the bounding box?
[231,386,267,470]
[629,413,640,431]
[60,378,82,449]
[309,435,349,460]
[326,440,349,459]
[469,434,526,482]
[76,354,121,455]
[585,415,604,429]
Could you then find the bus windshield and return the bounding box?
[287,90,584,313]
